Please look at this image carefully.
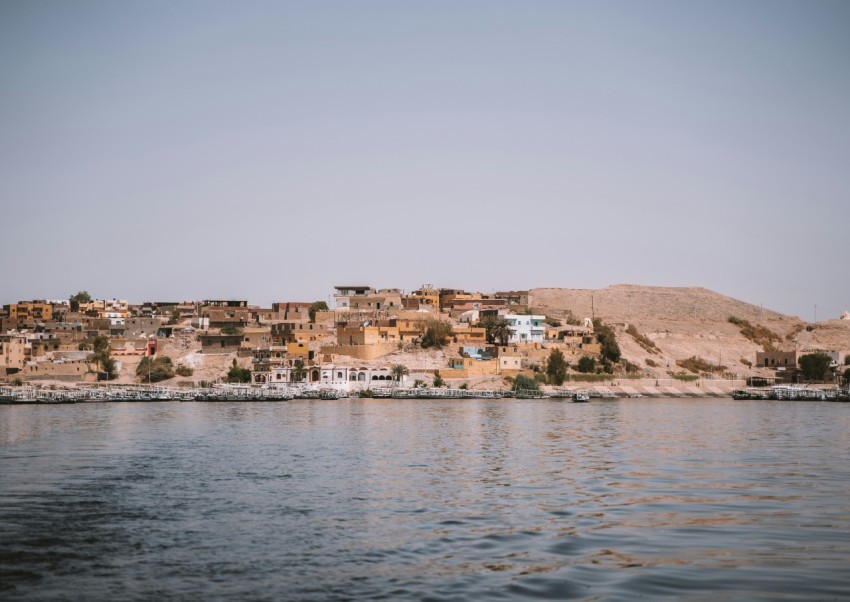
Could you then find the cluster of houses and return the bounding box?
[4,289,848,387]
[0,286,601,387]
[0,297,183,381]
[198,285,601,389]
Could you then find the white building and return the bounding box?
[504,314,546,343]
[252,364,393,390]
[332,285,374,310]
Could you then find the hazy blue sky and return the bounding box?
[1,1,848,319]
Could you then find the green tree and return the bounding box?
[291,358,306,383]
[88,335,116,379]
[391,364,409,386]
[513,374,540,393]
[492,318,512,346]
[478,316,494,342]
[226,364,252,383]
[593,319,621,363]
[478,315,509,344]
[309,301,329,323]
[798,352,832,381]
[420,319,453,349]
[136,356,174,383]
[220,325,243,336]
[546,348,568,385]
[576,355,596,373]
[433,375,446,387]
[843,367,850,386]
[69,291,92,312]
[100,356,117,380]
[92,335,110,355]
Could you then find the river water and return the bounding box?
[1,398,849,601]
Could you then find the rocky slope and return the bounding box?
[530,285,849,378]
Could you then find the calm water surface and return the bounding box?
[1,399,849,601]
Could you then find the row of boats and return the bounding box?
[732,385,850,401]
[0,385,314,403]
[0,385,594,404]
[6,383,848,404]
[372,387,591,401]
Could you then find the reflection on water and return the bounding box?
[1,399,849,600]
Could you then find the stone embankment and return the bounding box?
[559,379,745,398]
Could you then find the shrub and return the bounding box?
[564,312,581,326]
[513,374,540,392]
[534,372,548,384]
[220,325,243,336]
[740,358,752,368]
[576,356,596,373]
[308,301,328,323]
[175,364,194,377]
[728,316,781,351]
[421,320,453,349]
[671,372,700,381]
[433,375,446,388]
[626,324,659,354]
[459,383,468,390]
[843,368,850,385]
[676,356,725,374]
[622,359,641,374]
[593,319,621,363]
[226,365,252,383]
[137,356,175,383]
[646,358,658,367]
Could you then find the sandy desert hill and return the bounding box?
[530,285,849,377]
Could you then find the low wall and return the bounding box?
[321,344,398,360]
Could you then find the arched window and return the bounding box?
[358,372,366,381]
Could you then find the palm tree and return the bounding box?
[391,364,409,387]
[478,315,498,343]
[491,318,513,346]
[291,358,306,383]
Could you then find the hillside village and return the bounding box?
[2,284,849,393]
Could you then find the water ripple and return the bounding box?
[1,399,849,600]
